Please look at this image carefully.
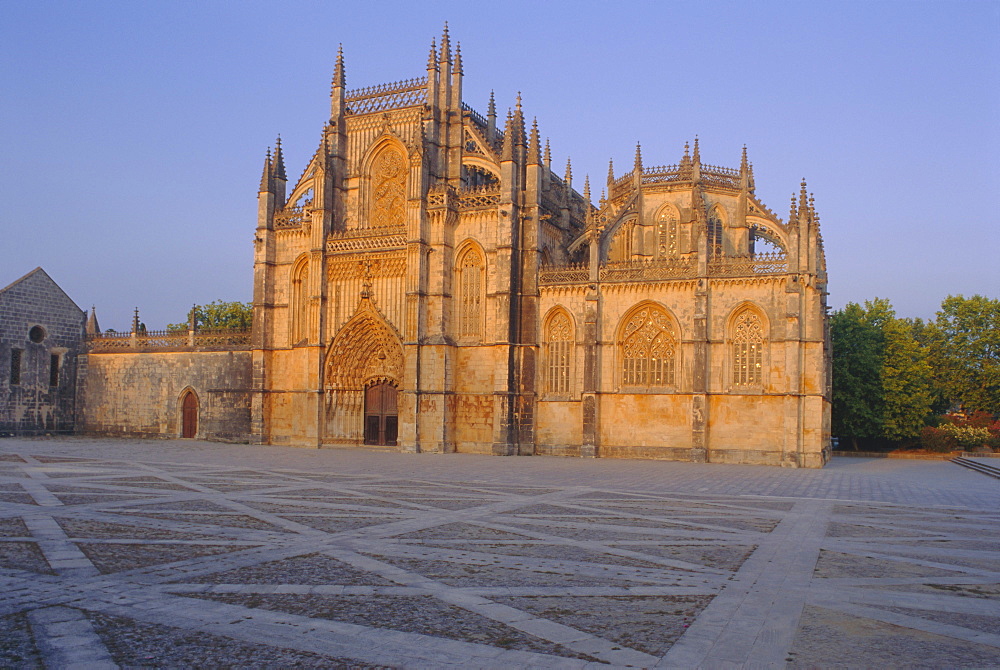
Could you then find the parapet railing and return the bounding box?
[345,77,428,115]
[539,252,788,286]
[88,328,251,352]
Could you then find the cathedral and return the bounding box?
[246,27,832,467]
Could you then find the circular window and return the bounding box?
[28,325,46,343]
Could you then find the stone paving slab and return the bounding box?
[0,436,998,668]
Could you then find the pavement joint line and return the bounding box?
[2,438,1000,668]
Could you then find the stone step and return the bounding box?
[952,456,1000,480]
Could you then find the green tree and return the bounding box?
[831,298,935,447]
[925,295,1000,414]
[831,301,884,448]
[881,315,934,440]
[167,300,253,332]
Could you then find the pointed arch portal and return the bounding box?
[181,391,198,438]
[364,382,398,446]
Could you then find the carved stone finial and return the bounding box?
[564,157,573,186]
[606,158,614,186]
[487,90,496,118]
[427,38,438,71]
[273,135,286,181]
[452,42,463,75]
[501,109,514,161]
[634,142,642,172]
[544,138,551,170]
[259,148,272,192]
[583,175,591,203]
[439,23,451,65]
[692,136,701,165]
[332,44,345,90]
[528,117,541,165]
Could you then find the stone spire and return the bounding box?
[799,178,809,215]
[272,136,286,181]
[132,307,141,335]
[86,306,100,336]
[500,109,514,161]
[486,90,497,143]
[452,42,463,75]
[427,38,438,71]
[692,136,701,166]
[583,175,591,204]
[332,44,345,90]
[439,22,451,68]
[527,118,541,165]
[513,93,525,147]
[259,148,272,192]
[564,157,573,187]
[634,142,643,173]
[606,158,615,187]
[543,138,551,171]
[330,45,346,119]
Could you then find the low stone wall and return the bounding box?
[76,351,252,442]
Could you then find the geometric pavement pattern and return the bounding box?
[0,440,998,668]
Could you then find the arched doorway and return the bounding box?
[364,382,397,446]
[181,391,198,438]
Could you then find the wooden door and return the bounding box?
[364,383,398,446]
[182,392,198,438]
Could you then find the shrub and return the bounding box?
[920,426,956,453]
[939,424,992,449]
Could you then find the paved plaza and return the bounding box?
[0,437,998,668]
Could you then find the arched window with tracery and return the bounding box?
[545,310,573,394]
[708,208,724,257]
[457,246,484,340]
[656,206,678,259]
[620,304,677,388]
[369,144,407,229]
[608,221,634,261]
[290,259,309,344]
[731,307,765,387]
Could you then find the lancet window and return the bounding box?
[369,144,406,229]
[731,308,765,387]
[457,246,484,340]
[620,305,677,388]
[708,210,724,257]
[656,207,678,259]
[608,221,634,261]
[545,311,573,394]
[290,259,309,344]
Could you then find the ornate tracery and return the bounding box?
[656,206,678,259]
[731,307,765,387]
[369,144,406,229]
[457,245,484,340]
[620,304,677,387]
[545,310,573,394]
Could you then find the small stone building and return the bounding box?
[0,268,85,435]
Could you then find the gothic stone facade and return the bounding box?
[0,268,85,435]
[250,30,831,467]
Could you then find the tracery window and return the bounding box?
[545,311,573,394]
[370,145,406,229]
[708,210,724,257]
[620,305,677,387]
[731,308,765,387]
[290,260,309,344]
[656,207,678,259]
[458,247,484,340]
[608,221,634,262]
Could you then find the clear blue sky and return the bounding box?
[2,0,997,330]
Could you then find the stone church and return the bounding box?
[75,28,831,467]
[245,27,830,467]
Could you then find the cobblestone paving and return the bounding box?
[0,438,998,668]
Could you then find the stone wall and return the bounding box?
[77,351,252,442]
[0,268,85,435]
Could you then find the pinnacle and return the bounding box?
[427,38,437,71]
[487,90,496,117]
[332,44,346,89]
[452,42,463,75]
[634,142,643,172]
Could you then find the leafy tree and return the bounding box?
[167,300,253,332]
[881,314,934,440]
[831,298,934,447]
[831,301,885,448]
[925,295,1000,415]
